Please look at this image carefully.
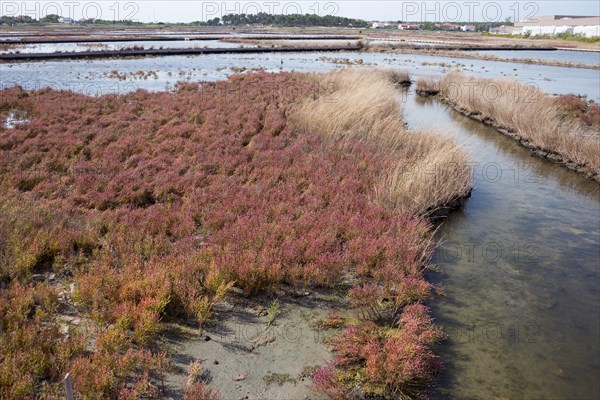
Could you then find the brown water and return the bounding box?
[402,92,600,400]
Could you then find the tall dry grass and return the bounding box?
[294,69,471,215]
[382,69,412,87]
[440,71,600,177]
[416,77,441,96]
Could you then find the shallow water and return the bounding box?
[403,91,600,400]
[475,49,600,67]
[1,51,599,100]
[0,39,247,54]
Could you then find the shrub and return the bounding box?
[555,94,600,129]
[313,304,444,399]
[183,360,221,400]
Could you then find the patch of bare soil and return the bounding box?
[162,287,344,399]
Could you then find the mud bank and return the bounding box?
[428,191,473,220]
[0,35,361,45]
[0,45,362,62]
[380,47,600,70]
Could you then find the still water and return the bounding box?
[0,39,248,54]
[474,49,600,67]
[403,91,600,400]
[1,51,599,100]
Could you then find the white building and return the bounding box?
[372,21,392,29]
[514,15,600,38]
[398,23,421,30]
[461,24,476,32]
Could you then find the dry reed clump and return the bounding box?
[382,69,412,87]
[415,76,441,96]
[439,71,600,177]
[295,69,471,215]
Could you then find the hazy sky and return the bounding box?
[3,1,599,23]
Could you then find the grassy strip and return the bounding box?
[417,72,599,180]
[295,69,471,216]
[487,32,600,43]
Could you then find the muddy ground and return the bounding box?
[161,287,345,399]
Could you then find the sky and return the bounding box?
[2,1,599,23]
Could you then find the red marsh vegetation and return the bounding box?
[0,70,470,399]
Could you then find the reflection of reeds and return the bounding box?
[295,69,471,215]
[440,71,600,178]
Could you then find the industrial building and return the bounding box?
[513,15,600,38]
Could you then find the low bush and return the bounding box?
[555,94,600,129]
[313,304,444,399]
[183,360,221,400]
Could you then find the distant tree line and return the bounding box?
[194,13,369,27]
[1,15,149,26]
[1,14,60,25]
[1,12,368,27]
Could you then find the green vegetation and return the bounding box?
[486,32,600,43]
[199,12,369,27]
[417,20,512,32]
[0,12,369,27]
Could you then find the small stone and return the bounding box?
[251,335,275,350]
[233,373,247,381]
[547,153,562,162]
[203,335,211,342]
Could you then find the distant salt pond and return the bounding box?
[2,111,29,128]
[474,49,600,67]
[1,51,599,101]
[0,39,250,54]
